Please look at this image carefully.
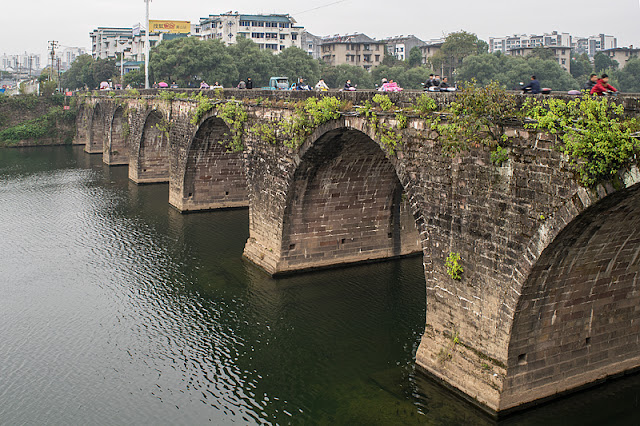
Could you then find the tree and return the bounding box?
[321,64,373,89]
[227,37,276,87]
[433,31,486,78]
[60,54,94,90]
[408,47,422,68]
[570,53,593,80]
[371,64,432,89]
[91,59,117,87]
[594,52,618,73]
[123,69,145,88]
[150,37,238,87]
[614,58,640,92]
[527,47,556,61]
[275,47,321,86]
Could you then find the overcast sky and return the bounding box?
[1,0,639,60]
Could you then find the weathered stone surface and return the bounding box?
[76,90,640,414]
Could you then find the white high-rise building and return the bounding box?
[489,31,571,53]
[197,12,304,53]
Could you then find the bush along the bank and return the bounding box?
[0,106,77,146]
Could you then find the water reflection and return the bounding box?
[0,146,638,425]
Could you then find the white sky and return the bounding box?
[1,0,639,61]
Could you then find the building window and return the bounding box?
[375,45,379,51]
[240,21,250,27]
[291,33,298,40]
[266,33,278,39]
[251,33,264,38]
[280,45,285,51]
[279,23,290,28]
[280,34,286,40]
[252,21,264,27]
[266,44,278,50]
[375,54,380,61]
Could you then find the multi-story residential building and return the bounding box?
[1,53,41,72]
[384,35,426,61]
[197,12,303,53]
[61,47,88,70]
[90,27,134,60]
[573,34,617,57]
[130,31,187,62]
[490,31,571,53]
[301,31,323,59]
[603,46,639,68]
[320,33,385,71]
[419,39,445,66]
[508,46,572,72]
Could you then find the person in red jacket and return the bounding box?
[590,73,618,96]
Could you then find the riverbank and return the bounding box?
[0,94,77,147]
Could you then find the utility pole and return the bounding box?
[57,58,61,92]
[48,40,58,81]
[144,0,151,89]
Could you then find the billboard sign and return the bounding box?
[149,20,190,34]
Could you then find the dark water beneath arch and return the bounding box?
[1,146,638,425]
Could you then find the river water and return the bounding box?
[0,146,638,425]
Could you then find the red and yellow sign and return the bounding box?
[149,20,191,34]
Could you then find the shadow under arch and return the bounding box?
[169,113,248,212]
[133,109,170,184]
[273,117,423,275]
[105,105,129,166]
[500,170,640,411]
[86,103,104,154]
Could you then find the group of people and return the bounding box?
[582,73,618,96]
[424,74,452,91]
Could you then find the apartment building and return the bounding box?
[61,47,88,70]
[198,12,303,53]
[603,46,639,68]
[302,31,323,59]
[419,39,445,66]
[90,27,134,60]
[490,31,571,53]
[573,34,617,57]
[320,33,385,71]
[384,35,426,61]
[508,46,572,72]
[1,53,41,72]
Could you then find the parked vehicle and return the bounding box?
[262,77,290,90]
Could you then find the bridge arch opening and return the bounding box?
[502,182,640,410]
[87,104,104,154]
[107,106,129,165]
[173,116,248,212]
[137,110,170,183]
[278,126,421,273]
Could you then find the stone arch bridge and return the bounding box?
[76,89,640,415]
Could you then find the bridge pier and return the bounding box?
[85,103,105,154]
[129,109,170,184]
[103,105,129,166]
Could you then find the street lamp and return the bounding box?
[144,0,151,89]
[118,38,128,89]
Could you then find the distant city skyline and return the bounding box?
[1,0,639,64]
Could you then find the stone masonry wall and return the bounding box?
[104,106,129,166]
[86,103,104,154]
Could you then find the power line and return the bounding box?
[293,0,349,16]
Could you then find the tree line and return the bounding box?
[61,32,640,92]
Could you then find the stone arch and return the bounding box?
[500,167,640,411]
[135,109,170,183]
[170,113,248,212]
[105,105,129,165]
[74,104,91,145]
[86,103,105,154]
[265,117,423,274]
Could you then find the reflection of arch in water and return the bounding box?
[170,114,248,212]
